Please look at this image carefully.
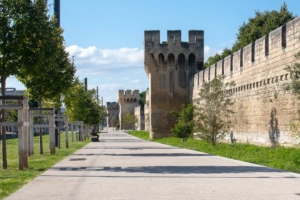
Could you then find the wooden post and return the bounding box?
[71,123,74,142]
[0,96,29,170]
[49,108,55,154]
[83,122,86,140]
[28,110,34,156]
[80,123,83,141]
[18,108,25,170]
[17,98,28,170]
[23,99,29,168]
[76,124,79,141]
[70,121,84,142]
[28,108,56,155]
[65,115,69,148]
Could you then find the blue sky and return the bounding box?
[9,0,299,105]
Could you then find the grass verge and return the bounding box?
[129,130,300,174]
[0,132,90,199]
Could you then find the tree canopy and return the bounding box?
[16,0,76,106]
[64,78,103,126]
[204,3,295,68]
[124,112,137,130]
[194,75,235,146]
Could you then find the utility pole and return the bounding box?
[84,78,87,91]
[102,96,104,130]
[54,0,60,147]
[54,0,60,27]
[97,86,99,102]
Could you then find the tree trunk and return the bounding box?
[39,97,43,154]
[1,76,7,169]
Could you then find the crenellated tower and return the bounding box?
[106,102,119,127]
[118,90,140,130]
[144,30,204,138]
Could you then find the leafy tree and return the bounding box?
[0,0,36,169]
[284,46,300,101]
[16,0,76,154]
[124,112,137,130]
[109,115,119,128]
[28,99,39,108]
[204,47,232,68]
[5,102,17,122]
[84,99,103,126]
[232,3,294,52]
[204,3,295,68]
[0,0,15,169]
[18,0,76,107]
[194,75,235,146]
[170,104,194,142]
[139,91,146,110]
[0,0,74,165]
[64,78,103,126]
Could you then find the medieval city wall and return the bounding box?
[144,89,150,131]
[134,106,145,130]
[118,90,140,130]
[193,16,300,146]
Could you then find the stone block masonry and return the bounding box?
[106,102,119,127]
[118,90,139,130]
[193,17,300,146]
[144,30,204,138]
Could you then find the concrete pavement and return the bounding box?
[6,128,300,200]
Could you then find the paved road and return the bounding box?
[6,128,300,200]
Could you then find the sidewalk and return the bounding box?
[6,128,300,200]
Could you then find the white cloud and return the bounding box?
[218,40,235,48]
[131,79,140,83]
[67,44,223,74]
[204,45,222,61]
[66,45,143,74]
[97,83,124,92]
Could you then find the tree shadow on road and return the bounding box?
[50,165,284,174]
[71,153,211,157]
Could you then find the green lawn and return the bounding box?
[128,130,300,174]
[0,132,90,199]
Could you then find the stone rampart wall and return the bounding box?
[134,106,145,130]
[192,17,300,146]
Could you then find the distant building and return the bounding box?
[118,90,139,130]
[106,102,119,127]
[0,88,25,96]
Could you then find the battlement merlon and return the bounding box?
[118,90,140,100]
[107,102,119,108]
[144,30,204,48]
[144,30,160,46]
[189,30,204,45]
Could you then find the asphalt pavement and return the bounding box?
[6,128,300,200]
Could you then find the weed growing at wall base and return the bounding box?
[0,133,89,199]
[128,130,300,174]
